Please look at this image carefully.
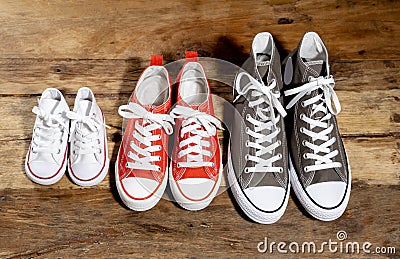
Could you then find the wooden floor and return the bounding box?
[0,0,399,258]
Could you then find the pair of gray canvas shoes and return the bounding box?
[227,32,351,224]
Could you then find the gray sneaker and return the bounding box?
[227,32,290,224]
[283,32,351,221]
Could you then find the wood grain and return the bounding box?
[0,59,398,95]
[0,185,399,258]
[0,136,398,189]
[0,0,398,60]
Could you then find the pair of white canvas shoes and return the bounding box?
[25,87,109,186]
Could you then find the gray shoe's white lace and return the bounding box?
[234,72,287,173]
[284,75,342,172]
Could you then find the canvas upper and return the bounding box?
[116,56,173,203]
[169,51,223,204]
[67,87,109,185]
[230,32,289,213]
[25,88,70,184]
[283,32,350,209]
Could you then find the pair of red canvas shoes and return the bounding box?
[116,52,222,211]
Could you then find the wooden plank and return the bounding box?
[0,0,398,60]
[0,59,398,95]
[0,89,398,141]
[0,136,398,190]
[0,185,399,258]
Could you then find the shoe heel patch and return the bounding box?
[150,55,163,66]
[186,51,198,61]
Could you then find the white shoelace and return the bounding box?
[234,72,287,173]
[31,106,68,154]
[66,111,110,155]
[118,102,174,172]
[170,105,223,168]
[284,75,342,172]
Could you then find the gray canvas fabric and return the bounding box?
[283,34,349,189]
[230,35,289,191]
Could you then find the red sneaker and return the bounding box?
[169,51,223,210]
[116,55,174,211]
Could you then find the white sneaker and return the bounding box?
[67,87,109,186]
[25,88,70,185]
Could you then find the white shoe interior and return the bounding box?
[300,32,327,62]
[180,62,208,104]
[136,66,170,106]
[252,32,273,62]
[76,88,94,116]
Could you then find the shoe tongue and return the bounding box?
[301,59,324,83]
[40,98,61,114]
[255,53,271,79]
[78,100,92,116]
[76,100,94,134]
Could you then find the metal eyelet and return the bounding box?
[177,163,181,168]
[304,166,309,172]
[279,168,283,173]
[156,166,161,172]
[211,162,215,167]
[277,140,282,146]
[300,127,305,133]
[244,168,249,173]
[245,140,250,147]
[246,114,251,120]
[302,140,307,146]
[245,127,250,134]
[303,153,308,159]
[158,156,161,161]
[301,101,305,107]
[300,114,305,120]
[277,153,282,159]
[245,154,249,160]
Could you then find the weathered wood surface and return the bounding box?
[0,0,398,60]
[0,0,399,257]
[0,60,398,95]
[0,185,399,258]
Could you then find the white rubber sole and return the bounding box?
[289,154,352,221]
[115,152,168,211]
[168,162,223,211]
[227,147,290,224]
[24,151,67,186]
[68,159,110,187]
